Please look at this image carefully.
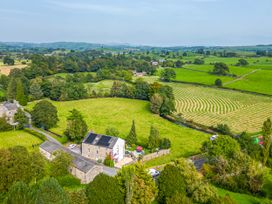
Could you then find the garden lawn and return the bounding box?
[27,98,209,166]
[0,130,42,149]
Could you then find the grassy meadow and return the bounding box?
[27,98,210,166]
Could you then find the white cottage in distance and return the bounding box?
[82,132,125,163]
[0,100,20,125]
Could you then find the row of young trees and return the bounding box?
[126,120,171,151]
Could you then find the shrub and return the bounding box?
[0,117,13,131]
[57,175,81,188]
[216,124,231,135]
[215,78,223,87]
[104,154,114,167]
[160,138,171,149]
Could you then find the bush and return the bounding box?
[215,79,222,87]
[57,175,81,188]
[160,138,171,149]
[216,124,231,135]
[103,154,114,167]
[193,58,204,65]
[0,117,13,131]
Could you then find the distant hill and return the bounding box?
[0,41,272,52]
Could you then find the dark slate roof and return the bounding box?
[40,141,97,173]
[3,102,18,111]
[83,132,119,149]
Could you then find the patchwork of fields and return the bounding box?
[173,56,272,95]
[169,83,272,133]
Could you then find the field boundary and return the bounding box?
[223,69,260,86]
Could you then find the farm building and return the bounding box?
[40,141,117,184]
[82,132,125,163]
[0,100,20,125]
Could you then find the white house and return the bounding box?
[82,132,125,163]
[0,100,20,125]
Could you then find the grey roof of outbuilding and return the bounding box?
[3,102,18,111]
[83,132,120,149]
[40,141,97,173]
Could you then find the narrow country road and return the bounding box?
[30,126,61,145]
[223,69,260,86]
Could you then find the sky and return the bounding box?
[0,0,272,46]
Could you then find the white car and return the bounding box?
[68,144,77,149]
[210,135,218,141]
[148,168,160,177]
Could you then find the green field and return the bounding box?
[27,98,209,166]
[217,187,266,204]
[171,56,272,95]
[225,69,272,95]
[0,130,42,149]
[169,83,272,133]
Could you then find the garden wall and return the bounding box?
[142,149,170,162]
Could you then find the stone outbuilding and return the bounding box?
[40,141,109,184]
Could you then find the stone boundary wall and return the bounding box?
[142,149,170,162]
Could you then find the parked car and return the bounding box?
[148,168,160,178]
[210,135,218,141]
[68,144,77,149]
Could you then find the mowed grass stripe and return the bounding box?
[169,83,272,133]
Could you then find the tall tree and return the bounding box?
[36,178,68,204]
[130,163,158,204]
[212,62,229,76]
[31,100,59,130]
[86,174,125,204]
[30,151,46,182]
[160,68,176,82]
[15,78,27,106]
[127,120,137,145]
[262,118,272,165]
[150,94,163,114]
[29,80,43,100]
[14,108,28,129]
[50,150,72,177]
[6,77,17,100]
[5,182,34,204]
[64,109,88,143]
[148,126,160,151]
[159,97,176,116]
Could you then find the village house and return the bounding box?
[0,100,20,125]
[151,61,159,66]
[82,132,125,163]
[40,141,117,184]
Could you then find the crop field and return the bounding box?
[169,83,272,133]
[0,130,42,149]
[27,98,209,166]
[0,64,28,75]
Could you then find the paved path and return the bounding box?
[30,126,61,145]
[223,69,260,86]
